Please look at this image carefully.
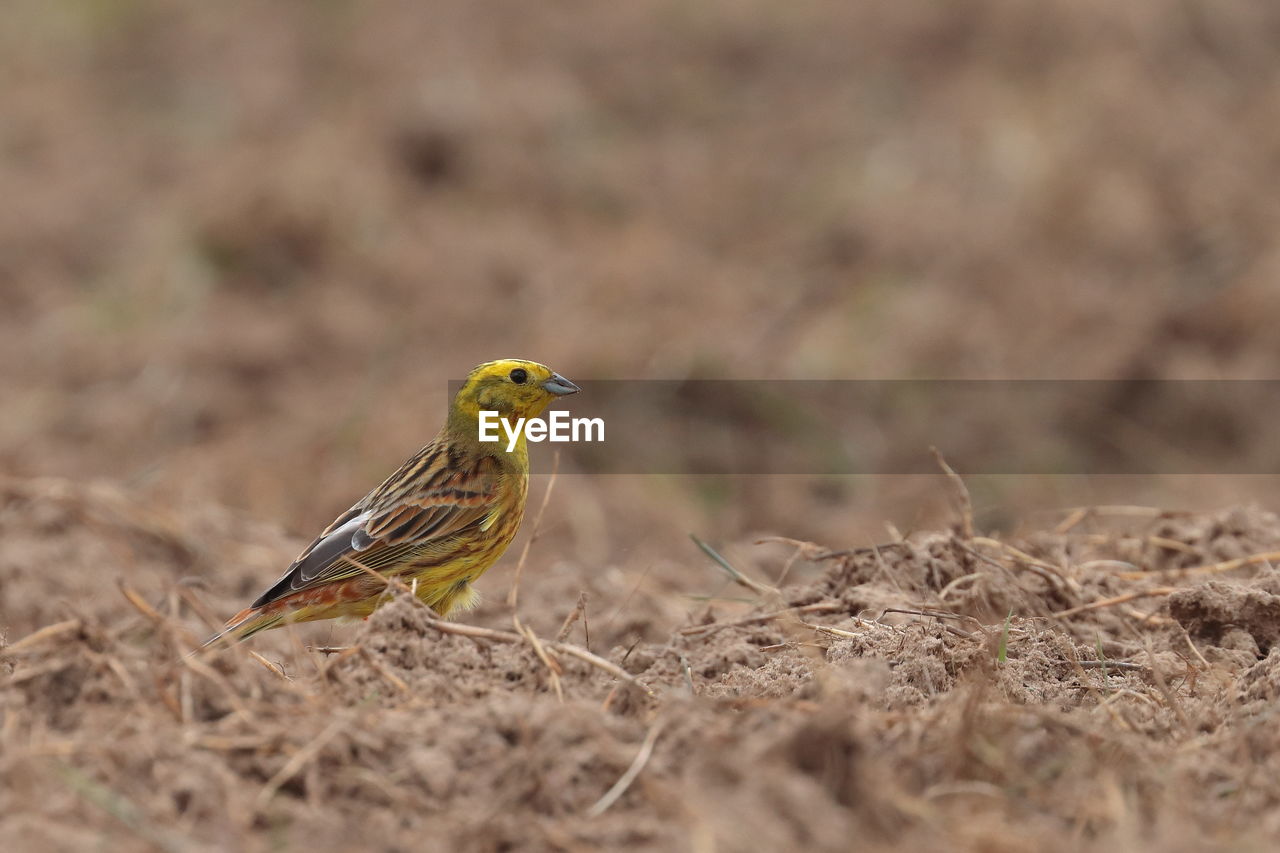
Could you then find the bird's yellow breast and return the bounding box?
[404,469,527,615]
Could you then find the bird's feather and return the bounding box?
[203,358,575,648]
[248,452,502,610]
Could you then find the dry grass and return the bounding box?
[6,0,1280,849]
[6,478,1280,850]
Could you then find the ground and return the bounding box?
[5,1,1280,850]
[8,479,1280,851]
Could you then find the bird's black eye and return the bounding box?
[509,368,528,384]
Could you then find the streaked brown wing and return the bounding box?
[249,446,501,609]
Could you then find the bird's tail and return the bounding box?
[198,607,284,651]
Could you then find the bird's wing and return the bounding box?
[248,448,503,610]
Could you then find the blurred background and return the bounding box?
[5,0,1280,617]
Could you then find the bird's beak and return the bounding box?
[542,373,580,396]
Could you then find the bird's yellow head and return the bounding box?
[449,359,579,426]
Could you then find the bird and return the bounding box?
[204,358,579,646]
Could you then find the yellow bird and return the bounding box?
[206,359,579,645]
